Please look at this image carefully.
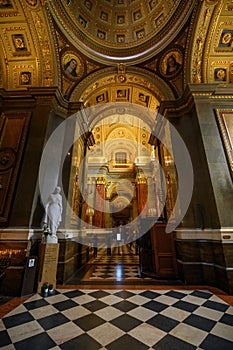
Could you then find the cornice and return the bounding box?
[159,83,233,118]
[0,87,68,114]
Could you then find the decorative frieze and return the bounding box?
[32,11,54,86]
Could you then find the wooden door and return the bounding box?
[139,219,178,279]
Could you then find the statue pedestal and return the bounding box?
[37,243,60,293]
[42,234,58,244]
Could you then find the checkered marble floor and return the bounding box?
[87,265,141,280]
[1,289,233,349]
[66,245,181,285]
[83,246,145,281]
[93,245,139,264]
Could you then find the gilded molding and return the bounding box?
[86,61,101,74]
[189,0,233,85]
[0,62,2,89]
[1,26,32,58]
[96,176,107,185]
[0,2,21,19]
[31,9,54,86]
[191,2,216,83]
[71,66,174,104]
[136,175,147,185]
[210,95,233,98]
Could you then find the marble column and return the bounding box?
[136,172,148,217]
[94,177,106,228]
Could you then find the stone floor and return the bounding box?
[66,244,182,286]
[1,288,233,349]
[0,246,233,349]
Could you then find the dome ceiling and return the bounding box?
[67,0,180,46]
[50,0,195,64]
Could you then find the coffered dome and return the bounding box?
[50,0,195,64]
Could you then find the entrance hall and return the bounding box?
[0,0,233,348]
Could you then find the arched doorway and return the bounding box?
[64,67,179,284]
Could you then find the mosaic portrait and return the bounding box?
[160,49,182,77]
[62,53,82,79]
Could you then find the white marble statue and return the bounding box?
[43,186,62,243]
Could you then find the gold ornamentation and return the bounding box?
[73,66,173,104]
[26,0,37,6]
[20,71,31,85]
[191,3,214,83]
[149,0,158,10]
[215,109,233,178]
[95,92,107,104]
[215,68,227,81]
[48,0,191,64]
[205,0,219,4]
[86,61,100,74]
[118,63,126,74]
[0,0,12,8]
[2,27,32,59]
[230,62,233,83]
[12,35,27,51]
[12,64,34,87]
[96,176,106,185]
[221,32,232,44]
[32,11,54,86]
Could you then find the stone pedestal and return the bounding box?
[42,234,58,244]
[37,243,60,293]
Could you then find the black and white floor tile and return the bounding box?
[87,265,141,280]
[93,245,139,264]
[70,245,158,283]
[1,289,233,349]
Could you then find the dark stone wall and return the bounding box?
[176,238,233,294]
[57,239,90,284]
[0,88,68,228]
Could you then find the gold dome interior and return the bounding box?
[66,0,181,47]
